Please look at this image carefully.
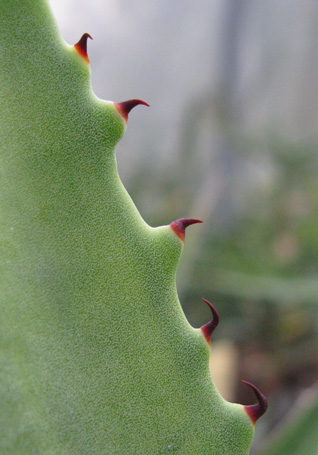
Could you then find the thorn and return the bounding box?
[170,218,202,242]
[242,381,268,424]
[74,33,92,63]
[200,298,219,344]
[114,99,149,123]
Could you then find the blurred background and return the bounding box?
[49,1,318,453]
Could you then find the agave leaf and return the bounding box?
[0,1,262,453]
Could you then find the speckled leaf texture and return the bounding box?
[0,1,262,454]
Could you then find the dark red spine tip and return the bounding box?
[170,218,202,242]
[200,298,219,344]
[74,33,93,63]
[114,99,150,123]
[242,380,268,424]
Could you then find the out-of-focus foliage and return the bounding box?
[259,384,318,455]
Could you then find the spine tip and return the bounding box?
[200,298,219,344]
[74,33,93,63]
[242,380,268,424]
[170,218,202,242]
[114,99,149,123]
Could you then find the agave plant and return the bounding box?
[0,1,267,453]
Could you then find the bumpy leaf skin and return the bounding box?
[0,1,262,454]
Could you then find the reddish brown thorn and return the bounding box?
[74,33,93,63]
[114,99,150,123]
[201,298,219,345]
[242,380,268,424]
[170,218,202,242]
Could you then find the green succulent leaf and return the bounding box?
[0,1,262,453]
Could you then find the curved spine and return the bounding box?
[74,33,93,63]
[170,218,202,242]
[242,380,268,424]
[114,99,149,122]
[200,298,219,344]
